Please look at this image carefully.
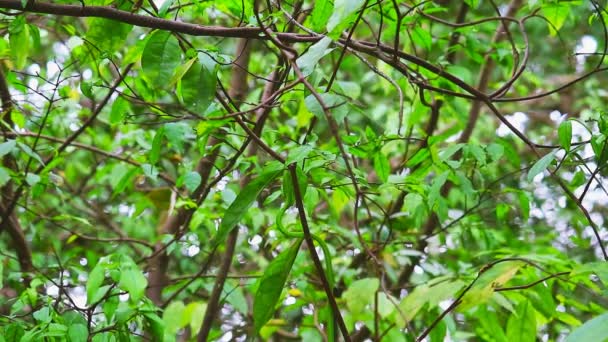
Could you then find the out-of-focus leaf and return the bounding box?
[527,151,556,182]
[506,300,536,342]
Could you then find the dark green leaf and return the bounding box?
[141,31,181,85]
[254,239,302,333]
[180,53,217,113]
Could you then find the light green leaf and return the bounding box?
[67,324,88,342]
[25,173,40,186]
[109,96,130,124]
[212,167,283,247]
[9,16,30,69]
[254,239,302,333]
[527,151,557,181]
[150,127,164,164]
[158,0,176,16]
[182,171,202,193]
[286,145,313,165]
[141,31,181,85]
[118,266,148,303]
[558,120,572,151]
[344,278,379,314]
[565,313,608,342]
[33,307,51,323]
[506,300,537,342]
[296,37,333,76]
[373,152,390,183]
[327,0,365,33]
[542,3,570,35]
[86,263,105,305]
[460,261,523,311]
[163,301,186,335]
[184,301,207,335]
[310,0,333,32]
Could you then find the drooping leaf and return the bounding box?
[254,239,302,333]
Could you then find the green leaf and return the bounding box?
[0,140,16,157]
[460,261,523,311]
[180,52,217,113]
[184,301,207,335]
[142,31,181,85]
[25,173,40,186]
[67,324,88,342]
[118,266,148,303]
[212,167,282,247]
[373,152,390,183]
[143,311,165,339]
[565,312,608,342]
[9,16,30,69]
[182,171,202,193]
[558,120,572,151]
[327,0,365,33]
[527,151,556,182]
[296,37,333,77]
[282,167,307,207]
[506,300,537,342]
[542,3,570,36]
[344,278,379,314]
[310,0,333,32]
[254,239,302,333]
[86,263,105,305]
[80,82,94,99]
[286,145,313,165]
[163,301,186,335]
[33,307,51,323]
[109,96,130,124]
[158,0,176,16]
[149,127,164,164]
